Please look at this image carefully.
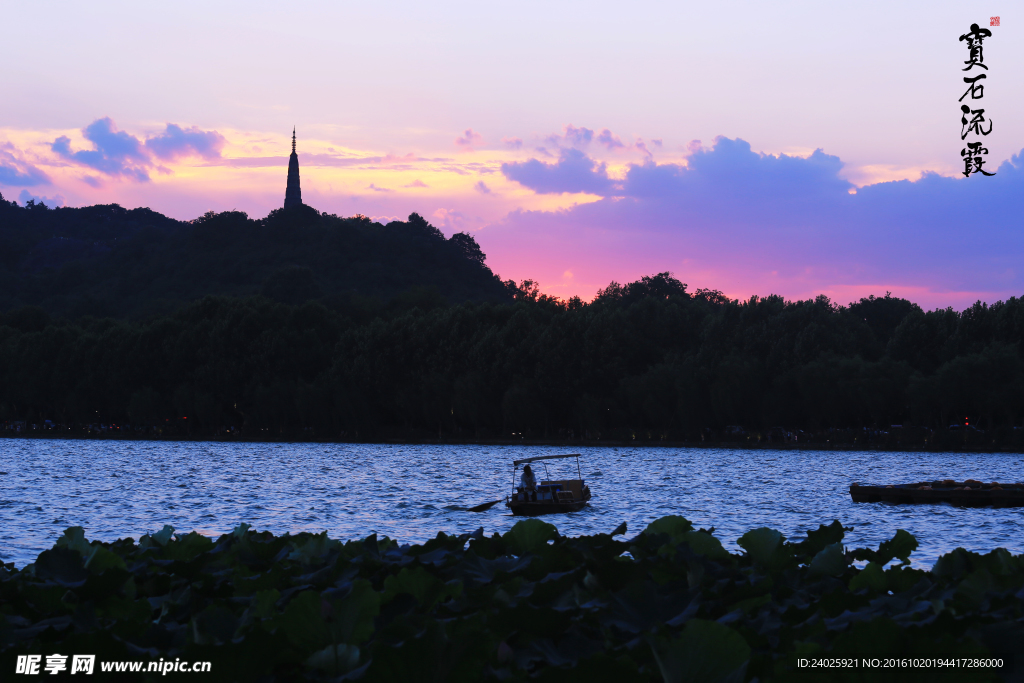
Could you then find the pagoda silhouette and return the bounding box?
[284,127,302,209]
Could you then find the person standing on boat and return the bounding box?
[521,464,538,501]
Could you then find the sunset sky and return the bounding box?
[1,1,1020,309]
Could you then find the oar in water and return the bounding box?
[466,499,503,512]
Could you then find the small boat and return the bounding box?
[850,480,1024,507]
[506,454,591,516]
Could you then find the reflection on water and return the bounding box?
[1,439,1022,568]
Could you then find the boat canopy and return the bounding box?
[512,454,581,466]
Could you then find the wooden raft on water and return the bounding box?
[850,480,1024,507]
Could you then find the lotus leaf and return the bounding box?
[680,531,729,561]
[504,518,558,555]
[807,542,846,578]
[276,590,332,651]
[860,528,918,567]
[288,531,341,565]
[192,603,240,645]
[162,531,215,561]
[54,526,93,557]
[645,515,694,539]
[305,643,361,674]
[325,579,380,644]
[648,619,750,683]
[737,532,782,569]
[607,580,695,633]
[794,520,848,557]
[1,520,1019,681]
[83,545,126,573]
[153,524,175,546]
[34,548,87,585]
[849,561,886,592]
[954,569,995,611]
[383,566,460,608]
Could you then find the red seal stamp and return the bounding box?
[990,16,999,26]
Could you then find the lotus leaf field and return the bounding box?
[2,518,1022,682]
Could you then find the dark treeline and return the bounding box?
[0,193,508,318]
[2,271,1024,449]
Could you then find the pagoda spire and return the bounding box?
[284,127,302,208]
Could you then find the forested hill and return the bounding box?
[3,272,1024,448]
[0,193,509,318]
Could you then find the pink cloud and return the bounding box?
[454,129,483,149]
[596,128,624,150]
[432,207,470,231]
[146,124,225,161]
[0,142,51,186]
[382,152,418,164]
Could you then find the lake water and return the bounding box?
[1,439,1022,569]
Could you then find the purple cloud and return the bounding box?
[501,148,613,195]
[543,124,595,150]
[51,118,226,182]
[455,129,483,148]
[562,124,594,147]
[405,179,429,188]
[0,143,50,186]
[597,128,624,150]
[502,136,523,150]
[52,117,150,181]
[145,123,226,160]
[567,137,851,210]
[18,189,64,207]
[484,136,1024,306]
[474,180,491,194]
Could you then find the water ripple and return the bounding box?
[0,440,1022,568]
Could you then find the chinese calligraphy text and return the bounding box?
[959,23,995,177]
